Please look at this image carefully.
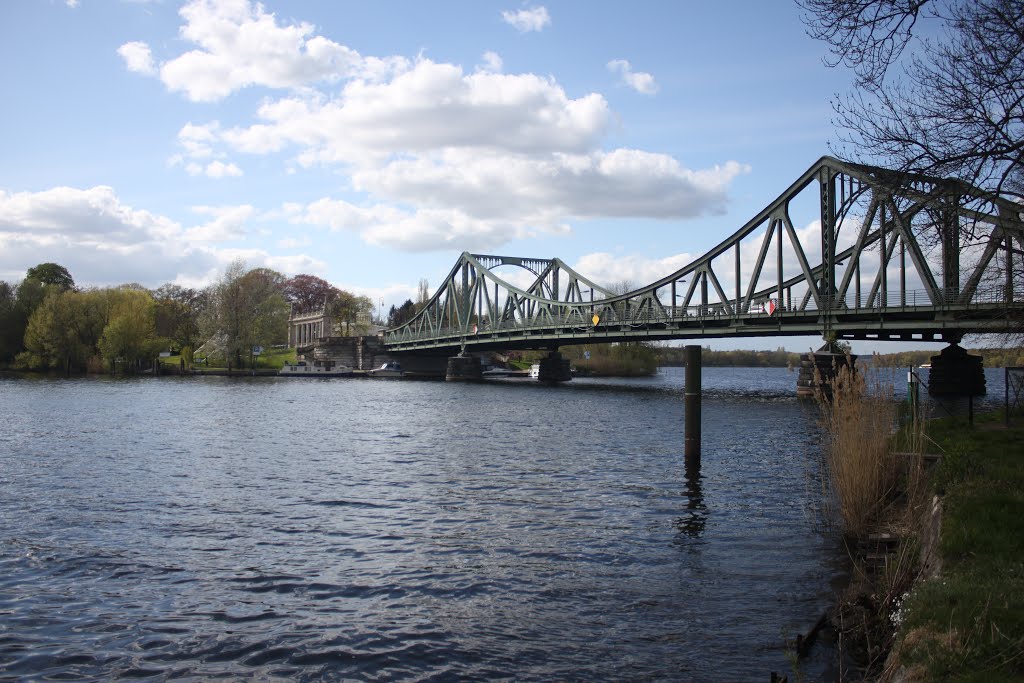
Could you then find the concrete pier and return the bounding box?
[537,350,572,383]
[796,345,856,399]
[927,343,986,396]
[446,354,482,382]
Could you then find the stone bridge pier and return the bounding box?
[928,342,986,396]
[312,336,449,377]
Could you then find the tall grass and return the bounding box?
[817,361,904,538]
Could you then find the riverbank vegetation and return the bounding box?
[883,413,1024,681]
[563,342,658,376]
[813,363,1024,680]
[0,261,374,374]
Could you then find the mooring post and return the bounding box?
[684,344,702,470]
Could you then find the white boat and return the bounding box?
[279,360,354,377]
[368,361,405,378]
[529,363,541,379]
[481,367,516,377]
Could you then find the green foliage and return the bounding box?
[25,262,75,290]
[0,281,20,364]
[566,342,658,376]
[153,284,203,351]
[18,286,167,373]
[894,418,1024,680]
[329,290,374,336]
[655,345,800,367]
[97,289,163,369]
[200,261,289,369]
[387,299,417,327]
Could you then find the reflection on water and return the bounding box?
[7,365,995,680]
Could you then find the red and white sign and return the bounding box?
[763,299,778,316]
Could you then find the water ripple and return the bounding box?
[0,368,856,680]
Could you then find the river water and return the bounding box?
[0,367,1006,681]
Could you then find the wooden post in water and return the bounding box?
[685,344,702,470]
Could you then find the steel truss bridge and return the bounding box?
[384,156,1024,353]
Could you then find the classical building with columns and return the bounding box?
[287,306,381,348]
[288,306,332,348]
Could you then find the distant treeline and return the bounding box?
[656,346,800,367]
[865,347,1024,369]
[654,345,1024,368]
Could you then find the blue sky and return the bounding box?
[2,0,943,352]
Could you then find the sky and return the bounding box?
[0,0,950,353]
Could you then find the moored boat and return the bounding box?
[367,361,404,378]
[279,360,355,377]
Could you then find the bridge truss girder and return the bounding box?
[385,156,1024,353]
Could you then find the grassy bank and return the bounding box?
[813,362,1024,680]
[160,346,296,371]
[885,413,1024,681]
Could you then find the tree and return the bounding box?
[97,289,162,371]
[21,289,95,374]
[153,284,202,352]
[25,263,75,290]
[0,281,20,363]
[201,262,289,368]
[416,278,430,308]
[18,286,164,374]
[284,274,340,313]
[387,299,417,327]
[330,290,374,336]
[800,0,1023,203]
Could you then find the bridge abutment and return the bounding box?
[313,336,447,377]
[927,343,986,396]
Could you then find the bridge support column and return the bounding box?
[446,354,482,382]
[684,345,701,471]
[537,350,572,383]
[796,345,857,399]
[927,343,986,397]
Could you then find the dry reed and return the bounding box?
[816,361,902,538]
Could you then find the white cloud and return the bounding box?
[0,187,325,287]
[118,41,156,76]
[294,197,554,253]
[124,1,749,256]
[607,59,658,95]
[170,122,243,178]
[0,186,214,286]
[501,6,551,32]
[185,204,253,242]
[478,51,503,73]
[205,160,243,178]
[176,121,220,159]
[151,0,368,102]
[574,251,696,290]
[66,0,79,8]
[221,60,611,164]
[354,151,749,223]
[277,235,311,248]
[182,161,243,178]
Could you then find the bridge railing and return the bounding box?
[384,285,1017,346]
